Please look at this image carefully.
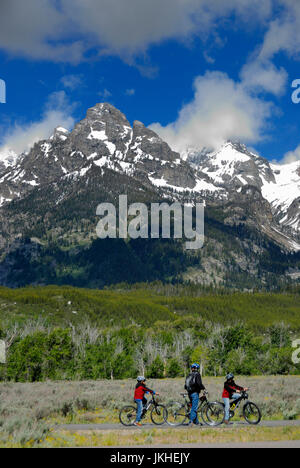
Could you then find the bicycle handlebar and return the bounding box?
[180,391,208,397]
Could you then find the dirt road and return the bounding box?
[57,419,300,432]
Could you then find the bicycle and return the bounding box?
[165,391,225,427]
[223,390,262,425]
[119,394,168,426]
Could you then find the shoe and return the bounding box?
[188,421,202,427]
[134,422,142,427]
[224,420,230,425]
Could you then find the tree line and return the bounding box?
[0,320,298,382]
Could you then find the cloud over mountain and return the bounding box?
[150,71,273,153]
[0,91,75,155]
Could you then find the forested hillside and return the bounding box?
[0,284,299,381]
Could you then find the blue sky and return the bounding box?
[1,0,300,163]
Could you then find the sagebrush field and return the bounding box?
[0,376,300,447]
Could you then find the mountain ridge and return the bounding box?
[0,102,299,289]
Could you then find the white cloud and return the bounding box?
[98,89,112,99]
[244,0,300,162]
[61,0,274,58]
[282,145,300,164]
[125,89,135,96]
[0,0,84,63]
[259,1,300,62]
[150,71,272,153]
[240,60,288,96]
[237,1,300,97]
[0,0,273,63]
[203,51,215,64]
[62,0,197,57]
[0,91,75,155]
[61,74,84,90]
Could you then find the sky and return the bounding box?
[1,0,300,162]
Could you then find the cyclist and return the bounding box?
[134,376,159,426]
[185,363,206,426]
[222,373,248,425]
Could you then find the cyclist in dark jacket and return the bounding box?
[185,363,206,426]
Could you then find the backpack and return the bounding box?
[185,372,196,393]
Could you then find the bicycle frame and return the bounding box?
[229,392,248,413]
[181,392,208,414]
[142,395,159,416]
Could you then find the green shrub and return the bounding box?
[166,358,183,378]
[147,357,164,379]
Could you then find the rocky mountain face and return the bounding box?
[184,142,300,250]
[0,103,196,206]
[0,103,299,289]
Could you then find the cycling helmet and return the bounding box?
[226,373,234,381]
[191,363,200,370]
[137,376,146,382]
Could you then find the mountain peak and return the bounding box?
[86,102,129,125]
[133,120,145,128]
[224,140,262,159]
[50,126,69,142]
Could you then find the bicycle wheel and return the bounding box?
[119,405,136,426]
[201,402,225,426]
[150,404,168,425]
[243,402,261,425]
[165,401,188,426]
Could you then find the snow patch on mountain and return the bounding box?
[50,127,69,142]
[88,128,107,141]
[262,161,300,211]
[41,143,52,157]
[184,140,300,236]
[88,127,116,155]
[149,174,222,194]
[0,148,19,169]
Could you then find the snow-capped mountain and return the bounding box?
[184,141,300,246]
[0,103,299,289]
[0,105,300,248]
[0,103,198,208]
[263,161,300,233]
[185,141,275,192]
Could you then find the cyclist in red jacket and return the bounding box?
[134,376,159,426]
[222,373,248,424]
